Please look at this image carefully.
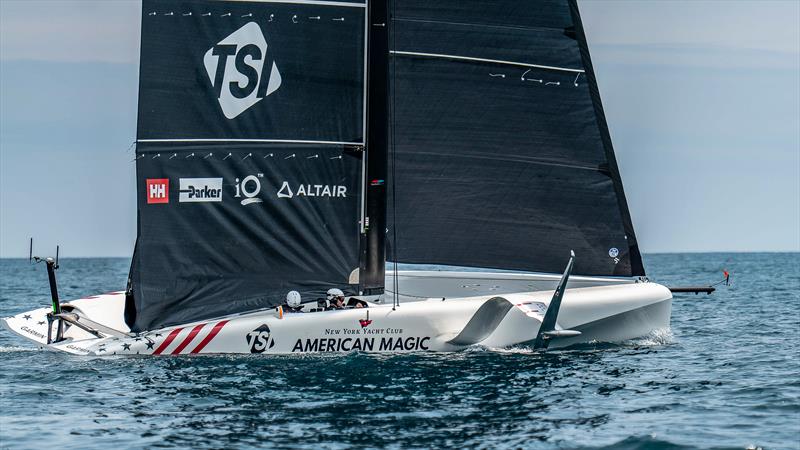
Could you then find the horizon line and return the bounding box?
[0,250,798,260]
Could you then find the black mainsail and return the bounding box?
[386,0,645,277]
[128,0,370,331]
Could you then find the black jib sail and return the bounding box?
[386,0,645,277]
[127,0,368,331]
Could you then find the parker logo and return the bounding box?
[277,182,347,199]
[234,174,264,205]
[246,324,275,354]
[203,22,282,119]
[179,178,222,203]
[146,178,169,204]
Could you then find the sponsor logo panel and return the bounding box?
[291,336,430,353]
[146,178,169,204]
[234,174,264,205]
[179,178,223,203]
[144,175,352,207]
[247,324,275,353]
[289,325,431,353]
[203,22,282,120]
[277,182,347,199]
[235,175,348,205]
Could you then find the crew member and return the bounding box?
[326,288,345,310]
[347,298,368,309]
[284,290,304,313]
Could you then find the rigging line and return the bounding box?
[390,51,584,73]
[403,150,605,172]
[390,0,399,310]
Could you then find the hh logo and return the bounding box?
[246,324,275,354]
[204,22,282,119]
[146,178,169,204]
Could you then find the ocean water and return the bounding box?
[0,253,798,450]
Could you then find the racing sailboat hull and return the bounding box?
[1,276,671,356]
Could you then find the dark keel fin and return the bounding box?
[533,251,579,351]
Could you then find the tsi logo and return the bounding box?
[277,182,348,199]
[203,22,282,120]
[246,324,275,354]
[146,178,169,204]
[179,178,223,203]
[234,174,264,205]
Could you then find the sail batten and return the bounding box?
[390,51,585,73]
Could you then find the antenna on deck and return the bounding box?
[29,238,61,270]
[28,238,65,342]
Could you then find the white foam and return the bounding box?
[0,345,39,353]
[628,327,675,346]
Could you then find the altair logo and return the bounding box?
[277,182,348,199]
[203,22,282,119]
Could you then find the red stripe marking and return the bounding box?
[190,320,229,354]
[171,323,206,355]
[152,327,184,355]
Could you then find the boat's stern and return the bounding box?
[1,291,129,354]
[2,307,53,347]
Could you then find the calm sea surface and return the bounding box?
[0,254,798,450]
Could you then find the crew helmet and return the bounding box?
[326,288,344,301]
[286,290,302,307]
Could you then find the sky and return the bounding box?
[0,0,798,258]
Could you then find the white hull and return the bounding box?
[1,272,671,356]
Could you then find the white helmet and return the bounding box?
[326,288,344,301]
[286,290,302,307]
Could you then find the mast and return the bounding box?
[359,0,389,295]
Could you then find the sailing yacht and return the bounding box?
[2,0,672,355]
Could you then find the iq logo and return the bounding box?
[203,22,282,119]
[146,178,169,204]
[234,174,264,205]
